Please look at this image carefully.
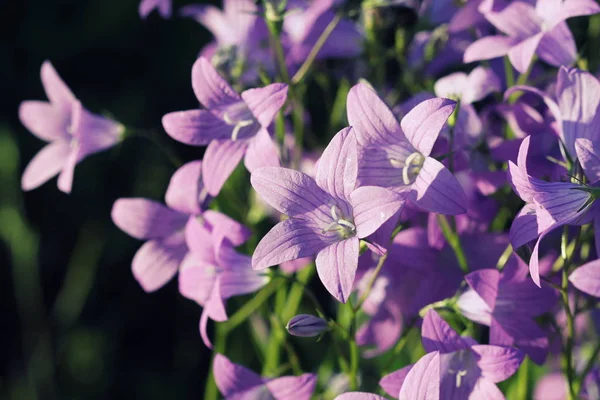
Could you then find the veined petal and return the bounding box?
[541,0,600,29]
[536,22,576,68]
[463,36,517,63]
[244,129,280,172]
[252,218,332,270]
[316,127,358,201]
[204,209,251,249]
[510,204,540,249]
[575,138,600,184]
[484,1,543,38]
[422,310,470,354]
[21,141,69,191]
[266,374,317,400]
[380,366,412,398]
[111,198,187,240]
[409,157,467,215]
[56,144,80,194]
[165,160,206,215]
[334,393,387,400]
[19,101,70,142]
[315,237,359,303]
[471,345,524,383]
[132,231,187,292]
[178,254,217,305]
[202,139,248,196]
[465,269,500,310]
[191,57,240,108]
[569,259,600,297]
[350,186,405,238]
[40,61,76,110]
[70,101,123,154]
[508,33,544,74]
[398,352,441,400]
[213,354,264,397]
[184,216,216,262]
[457,289,493,326]
[401,98,456,157]
[162,109,233,146]
[242,83,288,129]
[251,167,333,219]
[469,379,505,400]
[491,315,549,364]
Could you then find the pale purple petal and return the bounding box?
[465,269,500,309]
[334,393,387,400]
[244,129,280,172]
[569,259,600,297]
[111,198,187,240]
[165,160,206,215]
[409,157,468,215]
[213,354,264,397]
[316,127,358,201]
[508,33,544,74]
[534,373,568,400]
[400,98,456,157]
[536,22,577,68]
[399,351,441,400]
[575,138,600,183]
[266,374,317,400]
[162,110,233,146]
[380,366,412,398]
[191,57,240,108]
[471,345,524,383]
[202,139,248,196]
[21,141,69,191]
[40,61,76,109]
[19,101,70,142]
[464,36,517,63]
[56,145,80,194]
[139,0,172,18]
[541,0,600,28]
[241,83,288,129]
[204,210,251,250]
[434,73,468,100]
[422,310,470,354]
[178,255,216,304]
[132,231,187,292]
[457,289,493,326]
[179,5,231,43]
[491,315,549,364]
[463,67,502,104]
[350,186,405,238]
[484,1,542,38]
[469,379,505,400]
[315,237,359,303]
[218,247,269,298]
[252,218,332,270]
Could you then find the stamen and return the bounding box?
[331,205,340,221]
[231,119,254,141]
[337,219,356,231]
[456,370,467,388]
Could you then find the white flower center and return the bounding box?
[390,151,425,185]
[321,205,356,239]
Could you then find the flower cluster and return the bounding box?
[18,0,600,399]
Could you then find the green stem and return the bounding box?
[347,301,360,391]
[437,214,468,273]
[503,56,515,88]
[282,267,315,322]
[266,19,290,84]
[204,324,228,400]
[561,227,577,400]
[576,340,600,395]
[516,357,530,400]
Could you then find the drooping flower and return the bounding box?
[569,258,600,297]
[19,61,124,193]
[178,217,268,347]
[213,354,317,399]
[380,310,524,399]
[162,57,288,196]
[139,0,172,19]
[464,0,600,72]
[251,127,405,303]
[346,82,467,215]
[458,254,558,364]
[111,160,249,292]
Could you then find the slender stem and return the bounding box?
[576,340,600,395]
[221,279,281,334]
[204,324,227,400]
[266,19,290,84]
[347,301,360,391]
[516,357,530,400]
[353,252,389,313]
[291,87,306,169]
[560,226,577,400]
[437,214,469,273]
[291,13,342,85]
[124,127,182,168]
[516,55,536,86]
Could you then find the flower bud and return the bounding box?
[286,314,327,337]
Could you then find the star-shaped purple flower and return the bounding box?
[251,127,405,303]
[162,57,288,196]
[464,0,600,72]
[213,354,317,399]
[346,82,467,215]
[19,61,124,193]
[458,254,558,364]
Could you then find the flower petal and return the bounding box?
[242,83,288,129]
[112,198,187,240]
[165,160,206,215]
[315,237,359,303]
[540,0,600,29]
[202,139,248,196]
[204,209,251,250]
[471,345,524,383]
[463,36,518,63]
[536,22,577,68]
[266,373,317,400]
[316,127,358,201]
[464,269,500,310]
[179,5,231,43]
[569,259,600,297]
[575,138,600,184]
[162,109,233,146]
[213,354,264,397]
[19,101,70,142]
[463,67,501,105]
[510,204,540,249]
[508,33,544,74]
[334,393,387,400]
[485,2,542,38]
[398,351,441,400]
[380,366,412,398]
[252,218,331,270]
[244,129,280,172]
[40,61,76,109]
[400,98,456,157]
[409,157,467,215]
[21,141,69,191]
[350,186,405,238]
[191,57,240,108]
[469,379,505,400]
[422,310,470,354]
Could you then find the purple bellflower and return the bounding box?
[19,61,124,193]
[569,258,600,297]
[139,0,172,19]
[458,254,558,364]
[213,354,317,399]
[162,57,288,196]
[251,127,405,303]
[464,0,600,73]
[112,161,249,292]
[346,82,468,215]
[178,217,267,347]
[379,310,524,400]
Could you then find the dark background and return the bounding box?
[1,1,220,398]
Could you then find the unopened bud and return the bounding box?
[286,314,327,337]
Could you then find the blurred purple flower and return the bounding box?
[162,57,288,195]
[535,369,600,400]
[179,217,267,347]
[19,61,124,193]
[569,258,600,297]
[380,310,524,399]
[251,127,405,303]
[464,0,600,72]
[334,393,386,400]
[213,353,317,399]
[139,0,172,19]
[458,254,558,364]
[286,314,328,337]
[347,82,467,215]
